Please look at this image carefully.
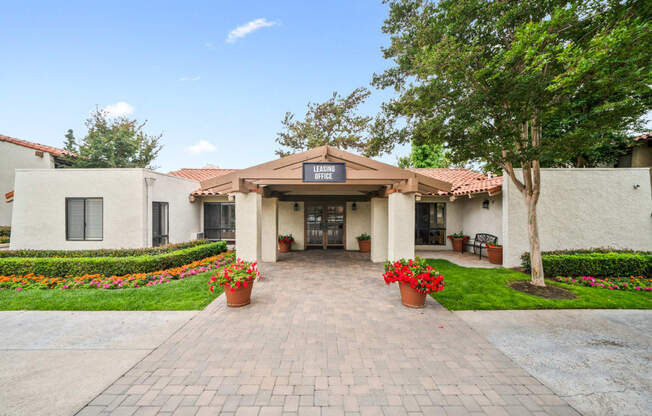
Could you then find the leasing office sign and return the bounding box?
[302,162,346,183]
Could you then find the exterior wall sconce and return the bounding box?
[293,202,300,211]
[352,202,357,211]
[482,199,490,209]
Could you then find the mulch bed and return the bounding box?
[509,281,577,300]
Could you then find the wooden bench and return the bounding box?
[466,233,498,259]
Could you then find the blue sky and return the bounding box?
[0,0,407,172]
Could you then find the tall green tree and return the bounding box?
[276,88,374,156]
[64,109,162,168]
[372,0,651,286]
[398,141,451,168]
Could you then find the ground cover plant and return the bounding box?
[554,275,651,292]
[0,252,235,311]
[0,240,227,277]
[427,259,651,310]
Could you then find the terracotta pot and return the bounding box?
[357,239,371,252]
[399,283,427,308]
[487,245,503,265]
[278,241,291,253]
[224,282,254,307]
[450,237,467,253]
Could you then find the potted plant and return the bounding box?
[356,233,371,252]
[209,258,260,307]
[447,231,468,253]
[278,234,294,253]
[486,243,503,265]
[383,257,446,308]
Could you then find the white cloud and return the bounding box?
[179,76,201,82]
[205,42,214,48]
[226,18,277,43]
[185,140,217,155]
[103,101,134,117]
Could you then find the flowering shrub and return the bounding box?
[278,235,294,244]
[209,258,260,293]
[0,252,234,291]
[554,275,652,292]
[447,232,468,240]
[486,243,502,248]
[383,257,446,294]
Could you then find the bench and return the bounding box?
[466,233,498,259]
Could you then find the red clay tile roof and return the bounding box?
[411,168,502,196]
[169,168,237,195]
[0,134,73,157]
[634,132,651,142]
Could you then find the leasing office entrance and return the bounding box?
[193,145,452,263]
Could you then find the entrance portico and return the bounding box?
[196,146,452,263]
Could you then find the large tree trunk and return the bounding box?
[526,195,545,286]
[502,119,545,286]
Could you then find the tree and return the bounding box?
[276,88,373,156]
[64,109,162,168]
[398,141,451,168]
[371,0,651,286]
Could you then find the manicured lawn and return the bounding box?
[427,259,652,310]
[0,270,222,311]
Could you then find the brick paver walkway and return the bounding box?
[79,251,579,416]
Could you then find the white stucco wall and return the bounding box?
[460,195,503,246]
[502,168,652,267]
[261,197,279,262]
[0,141,55,226]
[10,169,201,250]
[345,201,371,251]
[278,201,305,250]
[235,192,262,261]
[387,192,416,261]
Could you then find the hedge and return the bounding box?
[0,241,227,277]
[521,249,651,278]
[0,226,9,238]
[0,239,212,258]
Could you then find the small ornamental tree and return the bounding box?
[372,0,651,286]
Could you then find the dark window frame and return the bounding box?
[415,202,446,246]
[203,202,235,241]
[65,197,104,241]
[152,201,169,247]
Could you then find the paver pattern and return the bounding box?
[80,251,579,416]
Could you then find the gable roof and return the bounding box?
[634,132,651,142]
[410,168,503,196]
[169,168,236,182]
[0,134,73,157]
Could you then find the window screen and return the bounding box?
[204,202,235,240]
[415,202,446,245]
[153,202,169,246]
[66,198,103,241]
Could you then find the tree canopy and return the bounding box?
[371,0,651,285]
[63,109,162,169]
[398,142,451,168]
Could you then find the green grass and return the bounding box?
[427,259,652,310]
[0,271,223,311]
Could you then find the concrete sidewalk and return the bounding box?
[0,311,197,416]
[456,309,652,416]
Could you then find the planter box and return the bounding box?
[450,237,468,253]
[487,246,503,265]
[399,283,427,308]
[357,239,371,252]
[278,241,291,253]
[224,282,254,307]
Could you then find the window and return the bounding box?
[152,202,169,247]
[415,202,446,245]
[204,202,235,240]
[66,198,103,241]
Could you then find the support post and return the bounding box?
[370,197,388,263]
[235,192,262,262]
[387,192,415,261]
[261,197,278,262]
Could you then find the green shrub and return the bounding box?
[0,239,212,258]
[0,236,8,244]
[521,249,651,277]
[0,241,227,277]
[0,226,9,237]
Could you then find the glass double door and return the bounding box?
[305,203,345,249]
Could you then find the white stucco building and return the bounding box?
[8,145,652,266]
[0,134,73,226]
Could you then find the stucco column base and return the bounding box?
[235,192,262,262]
[261,197,278,262]
[388,192,415,261]
[370,197,388,263]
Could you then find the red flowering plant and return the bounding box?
[278,234,294,244]
[486,243,502,248]
[209,258,260,293]
[383,257,446,294]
